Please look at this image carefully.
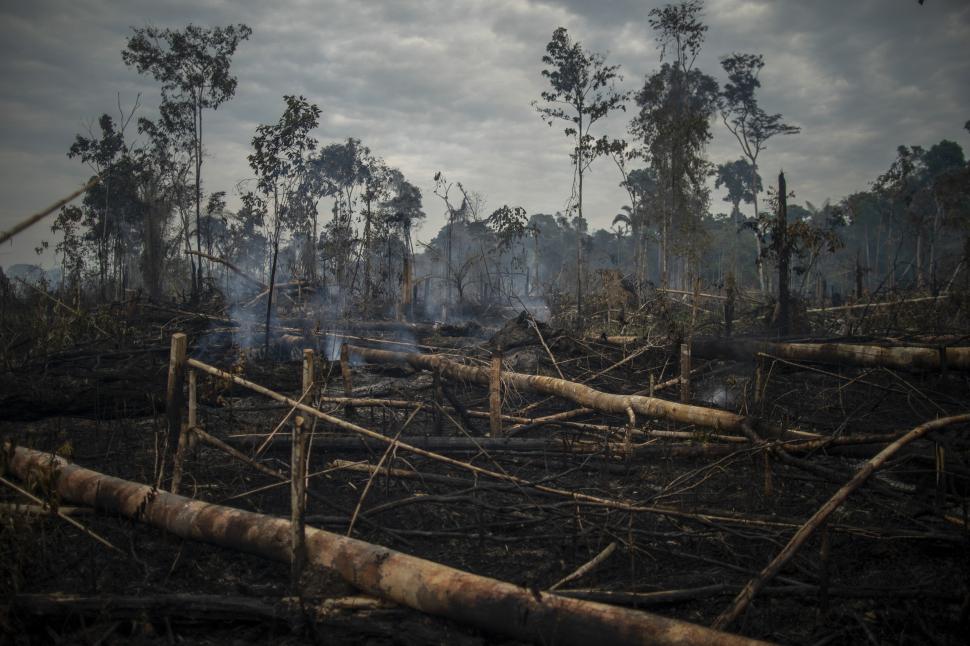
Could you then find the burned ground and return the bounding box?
[1,296,969,646]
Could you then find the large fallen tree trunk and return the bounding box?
[4,445,766,646]
[691,338,970,371]
[346,345,752,435]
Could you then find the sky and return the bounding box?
[1,0,968,268]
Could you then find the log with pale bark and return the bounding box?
[691,338,970,371]
[345,345,753,435]
[5,445,768,646]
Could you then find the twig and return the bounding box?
[549,541,617,590]
[345,406,419,536]
[255,384,314,457]
[0,475,122,554]
[527,314,565,379]
[0,176,100,245]
[712,412,970,630]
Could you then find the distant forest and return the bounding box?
[7,1,970,330]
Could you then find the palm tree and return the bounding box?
[613,203,650,296]
[611,213,631,267]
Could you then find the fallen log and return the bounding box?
[309,396,747,442]
[5,445,767,646]
[587,335,640,345]
[346,345,753,435]
[691,338,970,371]
[806,294,950,313]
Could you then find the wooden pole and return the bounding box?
[754,355,764,407]
[432,367,443,433]
[165,333,187,486]
[679,343,691,402]
[188,369,198,430]
[489,353,503,437]
[290,416,307,592]
[302,349,315,395]
[171,368,196,495]
[340,343,354,416]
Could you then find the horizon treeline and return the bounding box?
[9,0,970,329]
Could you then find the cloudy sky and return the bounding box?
[1,0,968,268]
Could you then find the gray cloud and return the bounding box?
[2,0,967,267]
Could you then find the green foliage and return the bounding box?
[720,53,800,158]
[487,205,531,250]
[630,2,720,280]
[249,95,321,199]
[715,158,761,209]
[535,26,628,172]
[122,24,252,114]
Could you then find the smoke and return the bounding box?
[322,330,344,362]
[696,382,738,409]
[228,302,265,352]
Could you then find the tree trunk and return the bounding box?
[194,102,204,297]
[363,196,372,302]
[576,166,585,329]
[776,172,790,335]
[691,337,970,372]
[265,189,281,355]
[750,163,766,294]
[347,345,755,434]
[6,445,763,646]
[915,227,924,290]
